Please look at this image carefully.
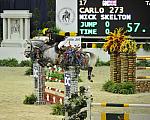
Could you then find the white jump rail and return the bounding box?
[91,102,150,108]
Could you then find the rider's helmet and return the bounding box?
[42,28,54,44]
[42,28,52,36]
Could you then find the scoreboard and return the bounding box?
[78,0,150,37]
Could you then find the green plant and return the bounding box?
[78,76,83,82]
[52,103,65,115]
[51,27,61,34]
[103,28,129,53]
[136,60,150,67]
[49,72,64,80]
[79,86,86,95]
[47,71,82,82]
[0,58,18,67]
[103,81,135,94]
[25,67,33,75]
[66,95,87,119]
[96,43,104,48]
[111,83,123,93]
[95,58,110,67]
[23,93,37,104]
[121,82,135,94]
[102,80,114,91]
[19,60,32,67]
[63,86,90,119]
[143,43,150,51]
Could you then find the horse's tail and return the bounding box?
[84,51,97,68]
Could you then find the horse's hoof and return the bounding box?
[90,80,93,82]
[92,74,95,77]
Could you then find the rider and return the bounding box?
[44,28,65,46]
[44,28,66,64]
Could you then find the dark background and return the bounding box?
[0,0,56,41]
[0,0,55,24]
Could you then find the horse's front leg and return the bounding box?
[88,67,93,82]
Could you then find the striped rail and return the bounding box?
[136,76,150,79]
[88,103,150,120]
[136,67,150,70]
[45,86,64,94]
[91,102,150,107]
[137,56,150,60]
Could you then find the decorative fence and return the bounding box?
[45,86,64,104]
[136,56,150,93]
[44,66,65,104]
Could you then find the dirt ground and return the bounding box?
[0,67,150,120]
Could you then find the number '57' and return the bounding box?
[127,23,140,32]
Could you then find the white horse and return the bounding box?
[24,36,97,81]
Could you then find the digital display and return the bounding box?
[78,0,150,37]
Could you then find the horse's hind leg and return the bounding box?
[88,67,93,82]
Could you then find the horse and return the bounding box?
[24,36,59,66]
[24,36,97,81]
[62,10,70,22]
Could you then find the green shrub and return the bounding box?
[65,90,88,119]
[136,60,150,67]
[103,81,135,94]
[0,58,33,67]
[111,83,123,93]
[102,80,114,91]
[96,43,104,48]
[49,72,64,80]
[143,43,150,51]
[121,82,135,94]
[95,58,110,67]
[52,103,65,115]
[0,58,18,67]
[79,86,86,95]
[47,71,82,82]
[25,67,33,75]
[23,93,37,104]
[78,76,83,82]
[19,60,32,67]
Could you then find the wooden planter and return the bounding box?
[120,53,136,83]
[110,53,121,83]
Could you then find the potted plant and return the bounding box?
[103,28,130,83]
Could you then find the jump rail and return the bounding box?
[91,102,150,107]
[45,86,64,94]
[136,67,150,70]
[86,102,150,120]
[136,76,150,79]
[137,56,150,60]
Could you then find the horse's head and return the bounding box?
[24,40,33,58]
[24,36,49,59]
